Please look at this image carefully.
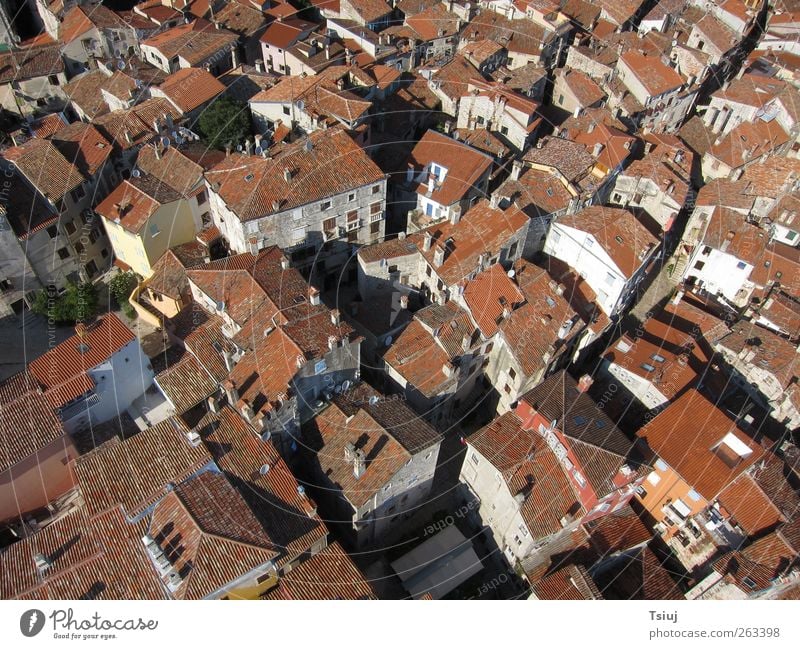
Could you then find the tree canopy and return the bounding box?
[197,96,250,151]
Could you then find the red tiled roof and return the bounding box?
[28,315,136,407]
[619,50,684,97]
[467,411,586,539]
[155,354,217,414]
[407,130,493,207]
[49,122,113,177]
[383,319,451,398]
[313,403,412,508]
[717,472,785,537]
[73,416,212,518]
[262,542,376,599]
[142,19,238,64]
[206,128,384,221]
[95,174,183,233]
[192,406,326,564]
[637,389,769,500]
[148,470,278,599]
[158,67,225,113]
[0,372,66,473]
[463,263,525,338]
[412,199,529,286]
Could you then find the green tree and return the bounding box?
[109,271,139,309]
[197,96,250,151]
[31,281,98,323]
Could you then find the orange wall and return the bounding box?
[634,460,708,538]
[0,436,78,523]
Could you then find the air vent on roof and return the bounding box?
[186,431,201,447]
[615,235,624,244]
[245,173,254,182]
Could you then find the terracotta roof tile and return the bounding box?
[2,138,85,202]
[142,19,238,65]
[158,67,226,113]
[312,404,413,508]
[637,389,769,500]
[463,263,525,337]
[74,416,212,518]
[155,354,217,414]
[206,128,384,221]
[28,315,136,408]
[0,372,66,473]
[262,542,376,599]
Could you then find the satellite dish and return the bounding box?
[342,380,351,392]
[171,131,178,139]
[263,431,271,442]
[384,335,392,346]
[116,58,125,70]
[175,135,184,145]
[160,136,170,148]
[295,99,304,111]
[368,395,379,405]
[507,269,515,278]
[254,145,263,155]
[236,144,243,151]
[131,169,141,178]
[334,384,342,394]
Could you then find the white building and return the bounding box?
[27,315,154,435]
[205,128,386,286]
[543,206,660,318]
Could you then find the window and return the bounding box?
[47,225,58,239]
[641,363,656,372]
[388,264,398,273]
[74,242,84,254]
[736,261,747,270]
[370,221,380,234]
[694,260,705,271]
[149,223,160,237]
[101,248,109,258]
[503,383,511,394]
[65,221,76,235]
[558,94,564,105]
[500,125,508,136]
[348,193,355,201]
[651,353,665,363]
[476,115,484,125]
[196,190,207,206]
[48,74,60,86]
[71,185,85,202]
[425,265,432,277]
[370,202,381,215]
[321,200,331,211]
[605,272,615,286]
[57,247,69,260]
[703,246,712,255]
[323,217,336,232]
[0,279,11,291]
[470,453,479,466]
[647,471,661,485]
[788,231,797,241]
[508,241,518,258]
[508,367,516,380]
[314,359,327,374]
[283,106,291,115]
[372,185,380,194]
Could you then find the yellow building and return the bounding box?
[96,173,199,277]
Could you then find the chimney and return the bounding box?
[240,400,255,421]
[325,44,331,60]
[254,133,263,150]
[353,449,366,479]
[244,139,253,155]
[207,394,220,413]
[124,130,132,144]
[75,322,87,338]
[490,193,501,209]
[511,159,523,180]
[328,334,337,350]
[592,142,603,157]
[577,374,593,393]
[423,231,433,252]
[461,333,471,352]
[587,122,595,134]
[330,309,341,325]
[449,205,462,225]
[344,442,355,461]
[283,168,292,182]
[442,361,454,377]
[222,379,239,405]
[672,290,684,306]
[433,244,445,267]
[280,255,289,270]
[309,287,321,306]
[225,143,232,157]
[231,45,238,69]
[400,294,409,309]
[33,553,51,574]
[222,348,234,372]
